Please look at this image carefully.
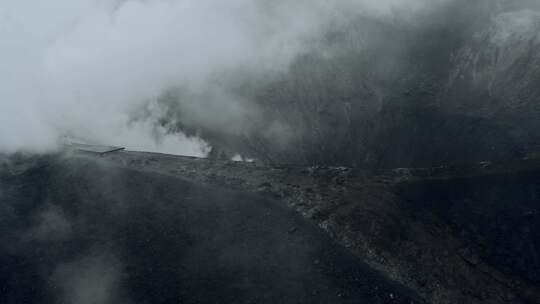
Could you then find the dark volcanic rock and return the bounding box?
[97,151,540,304]
[0,153,422,304]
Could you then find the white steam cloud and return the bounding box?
[52,250,128,304]
[0,0,447,156]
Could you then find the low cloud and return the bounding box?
[51,250,129,304]
[30,204,72,242]
[0,0,452,156]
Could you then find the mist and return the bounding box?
[0,0,451,156]
[2,2,540,303]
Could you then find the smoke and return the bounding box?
[0,0,450,156]
[29,203,72,242]
[51,250,129,304]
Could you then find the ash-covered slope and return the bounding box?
[100,151,540,304]
[2,150,539,304]
[0,153,422,304]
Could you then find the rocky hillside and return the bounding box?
[100,150,540,304]
[160,1,540,169]
[0,152,423,304]
[2,146,539,304]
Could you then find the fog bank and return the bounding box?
[0,0,448,155]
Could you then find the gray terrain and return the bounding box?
[0,152,422,304]
[1,151,539,304]
[2,1,540,303]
